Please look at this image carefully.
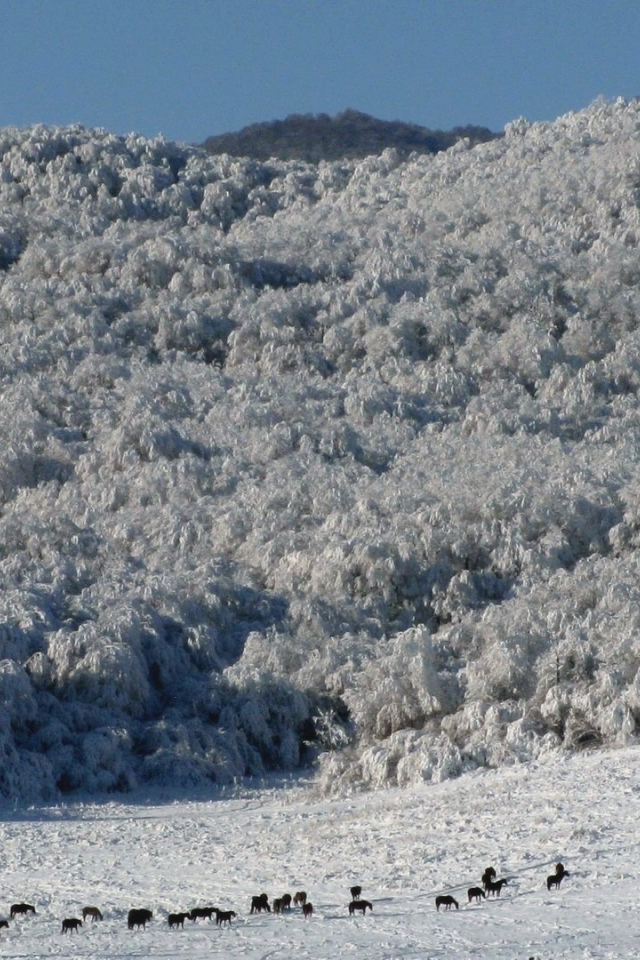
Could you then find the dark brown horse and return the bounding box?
[168,912,189,928]
[293,891,307,906]
[302,902,314,918]
[82,906,103,922]
[215,909,236,925]
[349,899,373,915]
[61,918,82,934]
[350,885,362,900]
[435,895,459,911]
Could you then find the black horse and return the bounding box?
[467,886,486,903]
[189,906,217,921]
[547,863,570,891]
[435,895,459,911]
[250,893,270,914]
[168,912,189,928]
[10,904,36,919]
[127,908,152,930]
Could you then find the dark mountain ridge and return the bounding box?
[201,108,500,162]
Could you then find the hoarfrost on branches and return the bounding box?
[0,102,640,799]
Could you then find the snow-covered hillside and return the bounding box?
[2,98,640,800]
[0,748,639,959]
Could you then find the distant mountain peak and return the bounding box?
[201,110,500,163]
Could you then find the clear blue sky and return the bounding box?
[1,0,639,144]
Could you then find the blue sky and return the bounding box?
[1,0,639,144]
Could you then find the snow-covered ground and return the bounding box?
[0,746,638,958]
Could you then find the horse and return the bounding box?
[82,906,103,922]
[189,906,216,921]
[350,885,362,900]
[10,904,35,919]
[547,870,569,891]
[349,899,373,915]
[168,912,189,928]
[281,893,292,909]
[481,867,496,891]
[486,878,508,897]
[250,894,270,914]
[435,895,459,911]
[467,886,486,903]
[0,921,8,930]
[127,908,152,930]
[61,918,82,934]
[302,902,314,918]
[215,909,236,925]
[293,891,307,906]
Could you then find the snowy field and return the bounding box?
[0,747,638,959]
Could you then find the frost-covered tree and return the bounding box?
[1,101,640,800]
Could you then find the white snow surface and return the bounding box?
[0,746,638,959]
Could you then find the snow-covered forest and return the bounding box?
[1,97,640,802]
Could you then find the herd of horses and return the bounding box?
[435,862,570,912]
[0,867,569,935]
[0,885,362,934]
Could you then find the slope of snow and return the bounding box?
[0,747,638,958]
